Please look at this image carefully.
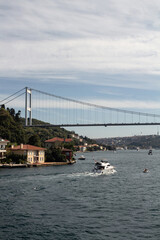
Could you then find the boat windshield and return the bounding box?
[97,165,105,170]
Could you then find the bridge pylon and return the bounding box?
[25,87,32,126]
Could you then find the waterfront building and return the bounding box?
[79,145,87,152]
[45,137,73,148]
[9,144,46,164]
[0,138,10,160]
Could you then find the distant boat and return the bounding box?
[148,149,152,155]
[143,168,149,173]
[78,155,85,160]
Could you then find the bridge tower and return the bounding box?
[25,87,32,126]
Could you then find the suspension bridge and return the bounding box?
[1,86,160,128]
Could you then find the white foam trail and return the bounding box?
[66,169,117,178]
[92,169,117,176]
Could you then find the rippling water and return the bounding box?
[1,150,160,240]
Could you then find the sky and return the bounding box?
[1,0,160,138]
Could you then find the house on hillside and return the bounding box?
[79,145,87,152]
[45,137,73,148]
[70,133,80,140]
[0,138,10,160]
[9,144,46,164]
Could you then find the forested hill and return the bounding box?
[0,107,92,147]
[0,107,26,144]
[95,135,160,149]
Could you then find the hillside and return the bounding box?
[0,107,26,144]
[95,135,160,149]
[0,106,94,147]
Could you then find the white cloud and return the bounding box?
[1,0,160,91]
[1,0,160,39]
[0,36,159,71]
[87,99,160,110]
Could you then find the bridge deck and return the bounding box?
[25,123,160,127]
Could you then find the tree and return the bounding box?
[5,152,27,164]
[63,142,75,151]
[0,108,26,144]
[15,110,21,122]
[0,104,5,109]
[7,108,15,118]
[45,146,66,162]
[28,134,41,146]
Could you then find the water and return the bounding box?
[1,150,160,240]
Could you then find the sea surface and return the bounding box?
[1,150,160,240]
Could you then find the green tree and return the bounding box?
[45,146,66,162]
[28,134,41,146]
[5,152,27,164]
[63,142,75,151]
[0,108,26,144]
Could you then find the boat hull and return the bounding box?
[93,159,116,174]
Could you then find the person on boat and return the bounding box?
[143,168,148,173]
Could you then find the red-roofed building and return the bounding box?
[9,144,46,164]
[45,137,73,148]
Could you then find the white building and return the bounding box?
[0,138,9,160]
[10,144,46,164]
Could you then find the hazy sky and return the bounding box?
[1,0,160,138]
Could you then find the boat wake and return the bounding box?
[93,168,117,176]
[66,169,117,178]
[22,168,117,184]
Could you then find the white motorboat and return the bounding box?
[93,160,115,174]
[78,155,85,160]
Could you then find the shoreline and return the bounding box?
[0,160,76,168]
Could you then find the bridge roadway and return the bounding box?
[25,122,160,127]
